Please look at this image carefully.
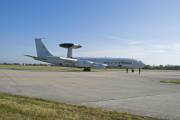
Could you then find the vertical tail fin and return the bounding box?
[35,38,53,57]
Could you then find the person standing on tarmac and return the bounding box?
[139,68,141,75]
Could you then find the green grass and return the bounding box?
[160,80,180,84]
[0,92,162,120]
[0,65,121,72]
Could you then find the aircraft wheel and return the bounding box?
[131,69,135,72]
[83,67,91,72]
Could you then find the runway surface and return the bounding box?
[0,69,180,120]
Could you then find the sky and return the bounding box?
[0,0,180,65]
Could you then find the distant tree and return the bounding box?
[143,65,180,70]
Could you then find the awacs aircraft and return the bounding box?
[25,38,145,72]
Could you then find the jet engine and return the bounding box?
[75,60,107,69]
[92,62,107,69]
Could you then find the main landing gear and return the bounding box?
[83,67,91,72]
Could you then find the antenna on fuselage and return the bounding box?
[59,43,82,58]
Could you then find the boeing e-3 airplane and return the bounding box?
[25,38,145,72]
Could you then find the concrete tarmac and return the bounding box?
[0,69,180,120]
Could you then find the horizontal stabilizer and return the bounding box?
[24,55,37,59]
[25,55,49,61]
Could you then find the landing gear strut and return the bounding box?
[139,68,141,75]
[83,67,91,72]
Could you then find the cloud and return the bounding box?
[173,43,180,51]
[128,40,145,45]
[107,35,149,46]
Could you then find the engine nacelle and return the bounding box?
[75,60,107,69]
[75,60,93,67]
[92,62,107,69]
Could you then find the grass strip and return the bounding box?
[0,92,163,120]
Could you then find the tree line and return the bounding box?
[143,65,180,70]
[1,63,180,70]
[0,63,49,66]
